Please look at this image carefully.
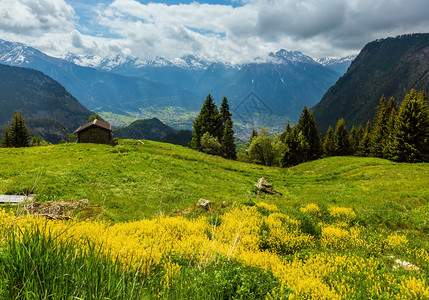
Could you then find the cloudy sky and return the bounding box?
[1,0,428,63]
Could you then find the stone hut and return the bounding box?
[73,119,114,144]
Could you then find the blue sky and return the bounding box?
[0,0,428,63]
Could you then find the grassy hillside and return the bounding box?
[1,141,428,299]
[0,140,427,226]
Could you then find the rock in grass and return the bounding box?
[254,177,282,196]
[197,198,212,210]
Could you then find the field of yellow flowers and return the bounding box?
[1,201,428,299]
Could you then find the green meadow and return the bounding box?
[0,140,427,230]
[1,140,429,299]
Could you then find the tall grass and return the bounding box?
[0,223,286,299]
[0,226,144,299]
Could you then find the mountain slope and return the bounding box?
[312,34,429,132]
[213,50,339,118]
[0,40,199,112]
[0,64,93,142]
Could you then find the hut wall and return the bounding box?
[78,127,112,144]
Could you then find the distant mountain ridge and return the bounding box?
[61,47,348,119]
[312,33,429,132]
[0,39,354,127]
[0,40,200,113]
[0,64,93,143]
[316,55,357,75]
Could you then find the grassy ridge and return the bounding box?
[0,140,428,225]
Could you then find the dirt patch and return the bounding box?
[153,146,171,150]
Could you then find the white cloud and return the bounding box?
[0,0,76,34]
[0,0,429,62]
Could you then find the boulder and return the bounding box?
[197,198,212,210]
[254,177,282,196]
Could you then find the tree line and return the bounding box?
[192,89,429,165]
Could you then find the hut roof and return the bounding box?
[73,119,114,134]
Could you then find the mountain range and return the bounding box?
[0,39,352,127]
[312,33,429,132]
[0,64,93,143]
[0,40,199,114]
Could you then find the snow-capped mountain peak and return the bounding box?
[268,49,318,65]
[0,39,33,65]
[316,55,357,67]
[170,55,210,70]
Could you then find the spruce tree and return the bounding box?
[283,124,308,166]
[349,125,358,155]
[221,119,237,160]
[319,132,325,150]
[356,125,364,145]
[219,97,236,159]
[369,96,389,157]
[391,90,429,162]
[9,111,30,147]
[334,118,350,156]
[297,106,321,160]
[219,97,231,134]
[383,97,398,159]
[358,121,372,157]
[1,126,11,147]
[323,126,335,157]
[191,94,221,151]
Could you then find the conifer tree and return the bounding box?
[9,111,30,147]
[297,106,321,160]
[191,94,221,151]
[319,132,325,150]
[349,125,358,155]
[369,96,389,157]
[334,118,350,156]
[283,125,308,166]
[219,97,231,134]
[323,126,335,157]
[219,97,236,159]
[1,126,11,147]
[357,125,364,144]
[391,90,429,162]
[383,97,398,159]
[221,119,237,159]
[358,121,372,157]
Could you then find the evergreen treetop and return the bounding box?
[323,126,335,157]
[9,111,31,148]
[369,95,389,157]
[297,106,321,160]
[221,118,237,160]
[358,121,372,157]
[1,126,11,148]
[334,118,350,156]
[391,90,429,162]
[191,94,221,151]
